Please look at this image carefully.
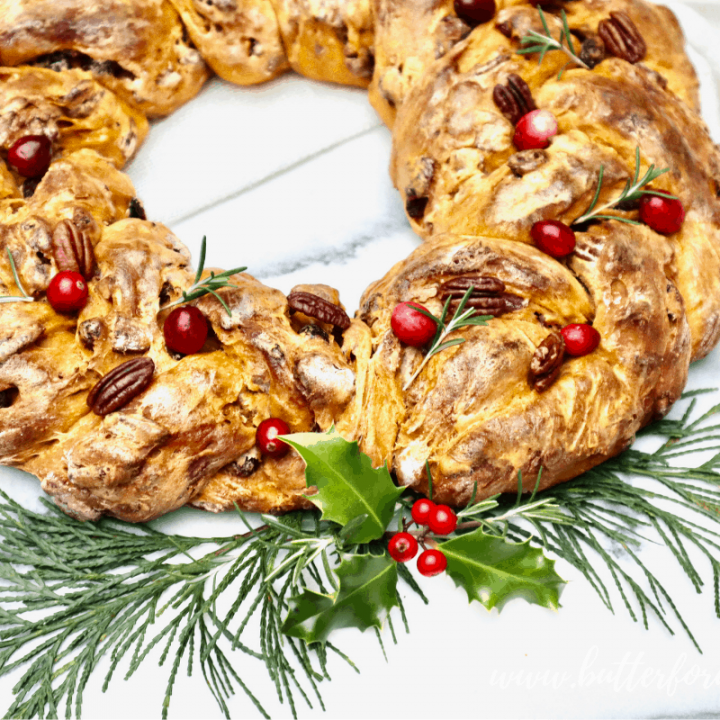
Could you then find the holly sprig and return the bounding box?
[403,287,491,390]
[0,248,35,304]
[573,147,677,226]
[159,236,246,316]
[518,8,590,78]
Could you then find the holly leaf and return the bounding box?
[441,529,565,612]
[282,427,404,543]
[282,553,399,644]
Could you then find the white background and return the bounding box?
[3,1,720,718]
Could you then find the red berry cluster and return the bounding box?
[387,499,459,577]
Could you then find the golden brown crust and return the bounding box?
[270,0,375,87]
[0,150,136,296]
[0,0,210,117]
[1,217,359,521]
[369,0,700,128]
[368,0,467,126]
[167,0,290,85]
[0,66,149,169]
[390,11,720,359]
[347,231,689,506]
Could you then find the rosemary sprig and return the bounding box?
[518,8,590,78]
[573,147,677,226]
[160,236,246,316]
[402,287,491,390]
[0,249,35,304]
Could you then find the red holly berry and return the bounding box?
[411,498,436,526]
[256,418,291,458]
[530,220,576,258]
[639,194,685,235]
[454,0,496,26]
[417,549,447,577]
[163,306,208,355]
[388,532,419,563]
[561,324,601,357]
[428,505,458,535]
[8,135,52,178]
[47,271,88,313]
[514,110,558,151]
[391,302,437,347]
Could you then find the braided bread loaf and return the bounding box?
[0,0,718,521]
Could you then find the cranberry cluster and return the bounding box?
[387,499,459,577]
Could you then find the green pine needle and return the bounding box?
[1,391,720,716]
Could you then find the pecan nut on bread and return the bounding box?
[0,0,719,521]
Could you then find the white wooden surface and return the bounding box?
[2,2,720,717]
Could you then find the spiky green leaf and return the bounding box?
[282,554,399,644]
[441,529,565,612]
[282,427,404,543]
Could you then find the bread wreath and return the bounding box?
[0,0,718,521]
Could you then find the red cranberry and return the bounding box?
[417,549,447,577]
[257,418,291,458]
[47,271,88,313]
[530,220,576,258]
[391,302,437,347]
[428,505,458,535]
[8,135,52,178]
[163,306,208,355]
[639,194,685,235]
[561,324,600,357]
[514,110,558,151]
[388,532,419,563]
[454,0,496,26]
[411,498,436,526]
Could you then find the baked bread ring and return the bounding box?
[0,0,210,117]
[0,0,718,521]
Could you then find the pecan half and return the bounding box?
[51,219,96,279]
[598,12,646,64]
[579,36,606,69]
[87,358,155,416]
[439,274,525,316]
[529,332,565,392]
[492,74,536,125]
[287,291,351,331]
